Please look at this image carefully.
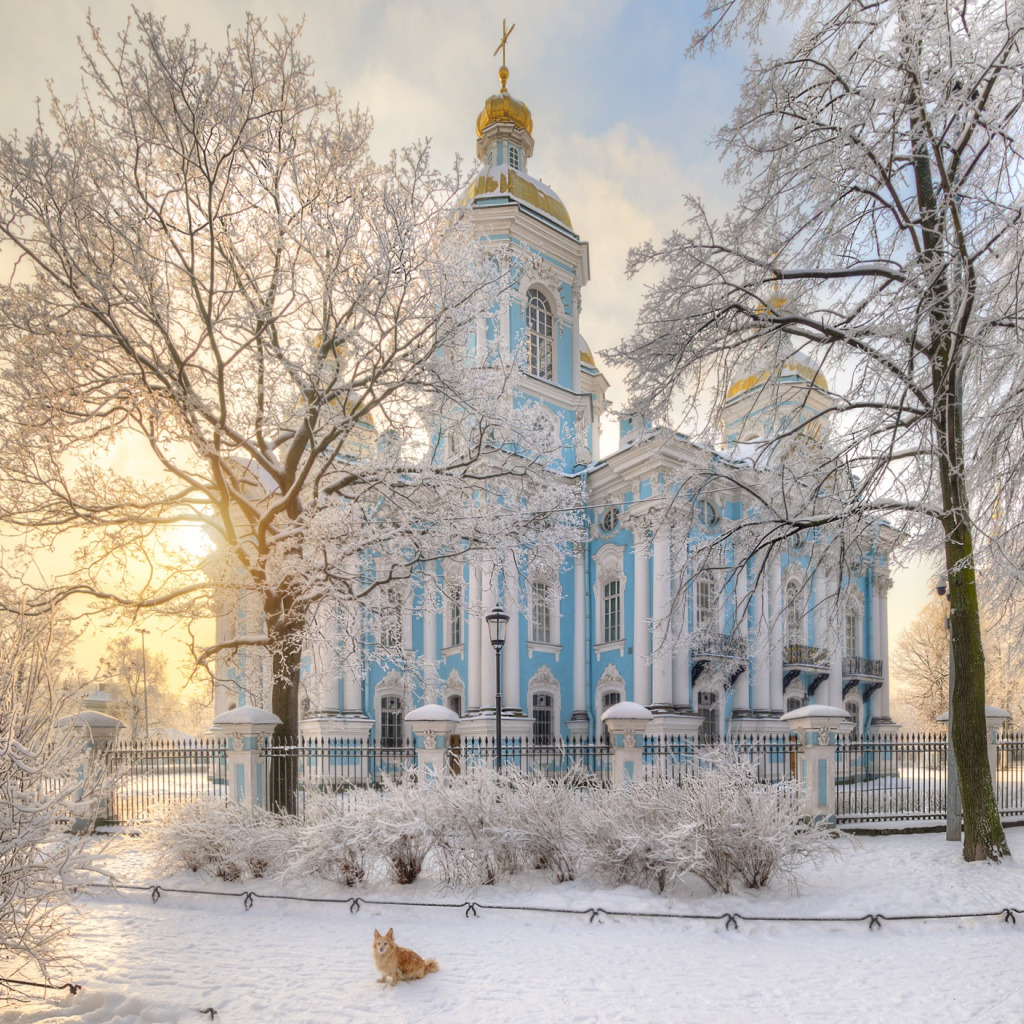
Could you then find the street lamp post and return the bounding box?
[136,627,151,742]
[485,605,509,773]
[936,577,961,841]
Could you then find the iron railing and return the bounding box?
[995,732,1024,818]
[835,733,948,822]
[260,736,418,812]
[102,738,229,823]
[783,644,830,668]
[642,733,799,784]
[691,632,748,659]
[459,737,612,782]
[842,656,883,678]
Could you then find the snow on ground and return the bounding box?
[7,829,1024,1024]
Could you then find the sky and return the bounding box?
[0,1,936,687]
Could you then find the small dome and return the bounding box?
[476,66,533,137]
[465,168,573,229]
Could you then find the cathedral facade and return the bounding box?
[214,62,895,745]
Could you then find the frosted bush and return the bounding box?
[429,768,522,888]
[145,799,292,881]
[286,792,372,887]
[675,745,841,893]
[364,773,437,885]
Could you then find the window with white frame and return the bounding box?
[508,144,521,170]
[600,689,622,744]
[603,579,622,644]
[444,571,464,649]
[845,698,861,737]
[532,692,554,743]
[784,580,803,646]
[530,581,553,644]
[526,288,554,380]
[379,694,405,748]
[697,689,719,740]
[845,607,860,657]
[695,571,716,631]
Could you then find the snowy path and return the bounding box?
[6,832,1024,1024]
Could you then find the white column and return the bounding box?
[573,556,587,719]
[504,579,521,713]
[480,569,498,714]
[422,563,439,703]
[769,556,784,712]
[672,539,691,708]
[732,560,751,713]
[468,562,482,712]
[878,572,891,719]
[632,525,651,706]
[753,576,771,712]
[341,606,362,714]
[651,528,673,707]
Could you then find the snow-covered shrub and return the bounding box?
[505,767,592,883]
[0,605,106,995]
[429,768,522,888]
[675,745,841,893]
[145,799,292,881]
[363,773,437,885]
[286,792,372,887]
[581,779,697,893]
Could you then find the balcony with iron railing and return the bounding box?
[843,655,883,679]
[783,644,830,669]
[691,632,748,659]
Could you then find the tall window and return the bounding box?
[447,694,462,717]
[380,695,404,748]
[531,581,552,644]
[533,692,554,744]
[784,580,802,646]
[845,699,861,737]
[697,690,718,741]
[445,575,463,648]
[508,144,521,170]
[526,288,553,380]
[695,572,715,630]
[603,579,622,644]
[600,690,622,744]
[845,608,860,657]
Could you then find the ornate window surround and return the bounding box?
[592,543,626,658]
[441,559,466,656]
[527,665,561,744]
[374,670,412,746]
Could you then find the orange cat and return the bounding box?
[372,928,439,986]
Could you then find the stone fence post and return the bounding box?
[212,707,281,809]
[780,705,851,823]
[938,706,1010,785]
[601,701,653,786]
[407,704,460,779]
[56,709,125,831]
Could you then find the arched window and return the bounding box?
[600,690,622,744]
[697,689,719,740]
[532,692,554,744]
[784,580,803,646]
[526,288,553,380]
[380,695,405,748]
[845,699,861,737]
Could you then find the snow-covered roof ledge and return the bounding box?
[601,701,653,722]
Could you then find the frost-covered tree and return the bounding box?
[0,14,574,811]
[0,598,103,995]
[614,0,1023,861]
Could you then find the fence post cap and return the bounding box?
[600,701,654,723]
[407,704,460,724]
[781,705,849,735]
[213,707,282,729]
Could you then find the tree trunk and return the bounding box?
[265,593,304,816]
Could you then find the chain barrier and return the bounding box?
[78,882,1023,932]
[0,977,82,995]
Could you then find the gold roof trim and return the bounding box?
[726,359,828,400]
[466,168,572,229]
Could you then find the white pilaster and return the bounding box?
[505,582,521,712]
[468,562,482,712]
[651,527,672,707]
[422,563,439,702]
[480,569,498,710]
[632,525,651,706]
[753,577,771,712]
[769,556,783,711]
[572,556,587,728]
[878,572,891,719]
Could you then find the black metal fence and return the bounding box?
[996,732,1024,817]
[101,738,229,823]
[460,737,612,782]
[643,734,800,785]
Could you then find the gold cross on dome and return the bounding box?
[493,18,515,65]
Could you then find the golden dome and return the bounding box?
[465,168,573,230]
[726,358,829,401]
[476,66,533,137]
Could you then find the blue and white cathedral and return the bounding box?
[214,59,896,745]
